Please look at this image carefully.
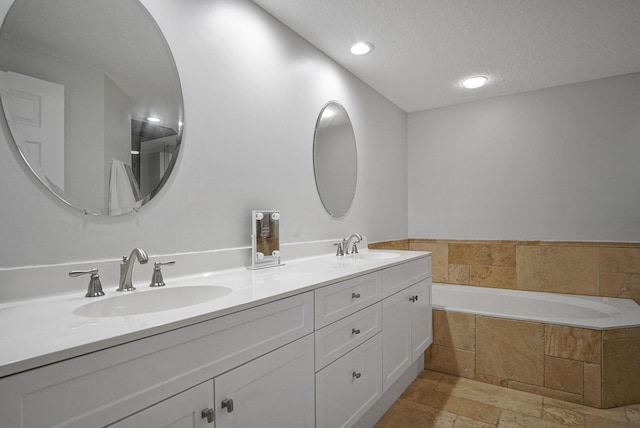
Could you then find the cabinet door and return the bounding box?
[382,287,412,392]
[108,381,214,428]
[410,279,433,361]
[214,335,315,428]
[316,334,382,428]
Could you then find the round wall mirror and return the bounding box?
[313,101,357,219]
[0,0,183,215]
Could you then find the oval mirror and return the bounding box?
[313,101,357,219]
[0,0,183,215]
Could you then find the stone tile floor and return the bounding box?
[375,370,640,427]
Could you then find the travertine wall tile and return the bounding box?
[602,337,640,408]
[544,356,583,394]
[448,264,470,285]
[600,247,640,274]
[433,310,475,351]
[449,244,492,266]
[368,239,409,250]
[515,246,599,295]
[474,373,510,388]
[602,327,640,340]
[424,345,476,379]
[598,273,640,305]
[583,363,602,408]
[492,244,516,267]
[469,266,516,289]
[476,317,544,386]
[544,325,602,363]
[410,241,448,282]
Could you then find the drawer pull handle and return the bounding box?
[222,398,234,413]
[352,328,361,335]
[201,408,215,423]
[409,296,415,302]
[351,292,361,299]
[352,371,362,379]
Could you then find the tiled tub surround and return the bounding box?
[425,303,640,409]
[369,239,640,409]
[370,239,640,305]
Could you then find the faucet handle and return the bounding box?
[334,242,344,256]
[351,242,359,254]
[69,268,105,298]
[150,260,175,287]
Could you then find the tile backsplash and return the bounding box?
[370,239,640,304]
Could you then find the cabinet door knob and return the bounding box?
[201,408,214,423]
[351,292,361,299]
[352,328,361,335]
[222,398,234,413]
[352,371,362,379]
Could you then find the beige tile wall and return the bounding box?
[424,310,640,409]
[370,239,640,304]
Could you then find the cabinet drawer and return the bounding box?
[315,334,383,428]
[0,292,313,428]
[315,302,382,371]
[381,256,431,297]
[315,272,382,329]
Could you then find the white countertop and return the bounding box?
[0,250,429,378]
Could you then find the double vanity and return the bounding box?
[0,249,432,428]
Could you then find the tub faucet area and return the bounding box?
[117,248,149,291]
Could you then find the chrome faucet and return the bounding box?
[344,233,362,255]
[117,248,149,291]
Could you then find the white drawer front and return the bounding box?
[0,292,313,428]
[315,272,382,329]
[315,302,382,371]
[381,256,431,297]
[315,334,383,428]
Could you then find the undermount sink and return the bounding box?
[346,252,401,261]
[73,285,232,318]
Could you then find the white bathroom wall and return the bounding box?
[0,0,408,268]
[408,72,640,242]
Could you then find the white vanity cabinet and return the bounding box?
[0,253,432,428]
[213,334,315,428]
[313,272,384,428]
[314,256,432,428]
[109,381,214,428]
[111,335,315,428]
[0,292,313,428]
[382,258,433,392]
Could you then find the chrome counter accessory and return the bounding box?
[248,210,283,270]
[334,241,344,256]
[150,260,175,287]
[69,268,105,297]
[117,247,149,291]
[344,232,362,254]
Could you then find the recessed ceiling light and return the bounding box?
[146,116,161,123]
[350,41,374,55]
[461,75,489,89]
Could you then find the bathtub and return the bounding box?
[432,282,640,330]
[427,283,640,408]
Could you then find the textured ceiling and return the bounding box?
[252,0,640,112]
